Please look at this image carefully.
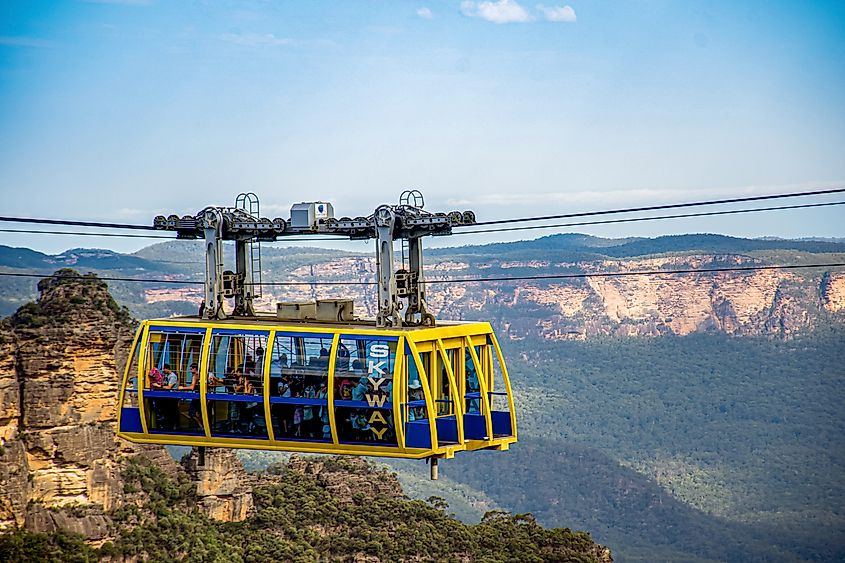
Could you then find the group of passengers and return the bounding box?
[148,363,202,431]
[271,388,331,440]
[334,407,395,443]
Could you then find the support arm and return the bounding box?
[375,206,402,327]
[202,208,225,320]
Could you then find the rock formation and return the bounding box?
[182,448,254,521]
[0,269,252,542]
[169,253,844,341]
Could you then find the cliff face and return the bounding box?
[0,270,252,542]
[143,254,845,340]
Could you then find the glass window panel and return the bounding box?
[490,345,510,413]
[207,332,267,396]
[270,334,330,398]
[206,399,267,438]
[407,351,429,421]
[335,337,397,445]
[270,402,328,441]
[464,345,485,414]
[144,396,203,434]
[144,331,204,391]
[206,331,268,439]
[437,349,457,416]
[122,336,141,408]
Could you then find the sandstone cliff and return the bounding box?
[141,254,845,340]
[0,270,253,542]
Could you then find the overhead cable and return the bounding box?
[458,187,845,227]
[0,228,356,242]
[3,262,842,287]
[0,228,175,239]
[3,200,843,243]
[454,200,845,236]
[2,187,843,233]
[0,216,156,230]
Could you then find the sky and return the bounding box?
[1,0,844,255]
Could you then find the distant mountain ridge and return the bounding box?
[0,245,163,272]
[432,232,845,259]
[1,233,844,339]
[3,233,845,272]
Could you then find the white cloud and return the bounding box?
[537,4,576,23]
[416,7,434,19]
[461,0,532,24]
[218,33,292,47]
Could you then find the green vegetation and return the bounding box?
[0,456,608,562]
[386,328,843,562]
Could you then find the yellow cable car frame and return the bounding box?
[117,318,517,460]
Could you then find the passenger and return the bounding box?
[352,377,369,402]
[178,364,199,391]
[351,412,371,441]
[179,363,201,426]
[317,380,329,435]
[208,371,226,393]
[277,375,292,398]
[235,374,255,394]
[148,367,163,389]
[466,355,481,413]
[156,364,179,430]
[338,379,354,400]
[292,406,304,437]
[301,384,317,437]
[290,373,305,397]
[161,364,178,390]
[408,381,426,421]
[224,370,240,393]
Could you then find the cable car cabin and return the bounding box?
[117,318,517,460]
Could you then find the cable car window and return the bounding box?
[407,351,430,422]
[436,348,457,417]
[489,345,508,411]
[122,336,142,409]
[335,337,397,445]
[269,333,331,441]
[465,346,484,414]
[142,330,204,435]
[206,331,268,439]
[144,330,204,390]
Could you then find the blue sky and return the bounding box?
[1,0,844,254]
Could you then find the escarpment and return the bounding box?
[0,270,612,563]
[142,253,845,341]
[0,269,252,540]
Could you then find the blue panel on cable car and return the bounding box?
[405,420,431,449]
[491,411,512,436]
[149,325,207,334]
[341,334,399,342]
[211,328,270,336]
[464,413,487,440]
[436,416,459,444]
[120,408,143,433]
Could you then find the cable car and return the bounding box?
[116,316,516,462]
[116,193,517,476]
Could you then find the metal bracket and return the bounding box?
[153,190,476,325]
